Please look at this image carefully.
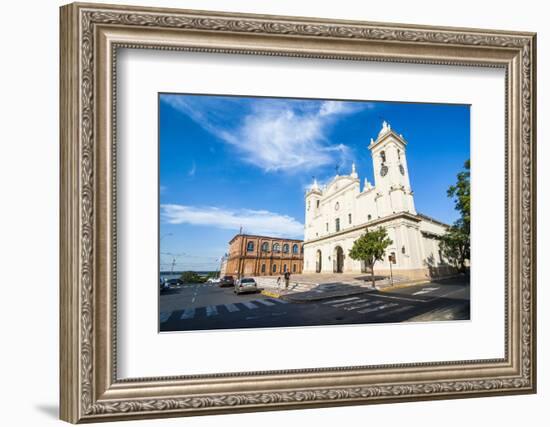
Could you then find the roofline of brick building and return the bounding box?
[228,234,304,245]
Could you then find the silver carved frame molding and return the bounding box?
[59,2,537,423]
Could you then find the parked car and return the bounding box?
[207,277,221,284]
[234,277,258,295]
[219,275,235,287]
[166,278,183,287]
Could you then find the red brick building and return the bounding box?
[224,234,303,278]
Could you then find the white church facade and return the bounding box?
[303,121,455,280]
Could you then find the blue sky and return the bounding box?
[159,94,470,271]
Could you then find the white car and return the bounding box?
[234,277,258,295]
[207,277,221,284]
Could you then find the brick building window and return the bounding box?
[292,244,299,254]
[283,264,287,272]
[292,264,297,273]
[261,264,266,273]
[272,264,277,273]
[273,243,280,252]
[247,241,254,251]
[261,242,269,252]
[283,244,289,253]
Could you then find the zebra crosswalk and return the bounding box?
[161,298,288,324]
[323,295,415,319]
[180,308,195,320]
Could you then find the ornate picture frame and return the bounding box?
[60,2,536,423]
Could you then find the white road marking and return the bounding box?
[358,302,399,314]
[322,296,360,305]
[332,298,369,307]
[412,287,440,296]
[272,299,288,304]
[255,299,275,306]
[343,300,383,311]
[159,312,171,323]
[180,308,195,320]
[373,293,426,303]
[242,301,259,310]
[224,303,239,312]
[206,305,218,316]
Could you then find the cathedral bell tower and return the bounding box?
[304,179,322,241]
[368,121,416,217]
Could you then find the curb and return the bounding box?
[377,274,464,292]
[261,290,282,299]
[377,279,431,292]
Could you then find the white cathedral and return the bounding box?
[303,121,454,280]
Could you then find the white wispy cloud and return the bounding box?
[161,204,304,238]
[188,161,196,177]
[162,96,363,173]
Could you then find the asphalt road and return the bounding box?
[159,277,470,332]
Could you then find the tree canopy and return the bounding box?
[447,159,471,233]
[348,228,393,286]
[440,159,471,272]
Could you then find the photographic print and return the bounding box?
[158,94,471,332]
[60,5,536,420]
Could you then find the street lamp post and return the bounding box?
[388,253,395,286]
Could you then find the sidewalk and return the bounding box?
[258,273,463,303]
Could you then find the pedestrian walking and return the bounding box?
[284,271,291,290]
[276,276,281,289]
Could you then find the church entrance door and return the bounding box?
[334,246,344,273]
[316,250,322,273]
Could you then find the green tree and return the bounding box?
[439,221,470,272]
[180,271,203,283]
[348,228,393,287]
[440,160,471,272]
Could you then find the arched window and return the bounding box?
[272,264,277,273]
[292,264,297,273]
[246,241,254,252]
[283,264,287,272]
[283,244,289,253]
[261,264,266,273]
[292,244,299,254]
[273,243,281,252]
[261,242,269,252]
[380,151,386,163]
